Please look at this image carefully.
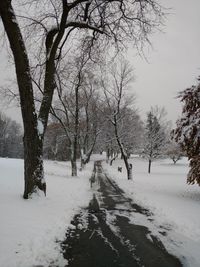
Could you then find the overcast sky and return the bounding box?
[128,0,200,123]
[0,0,199,125]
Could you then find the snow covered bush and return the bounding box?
[173,79,200,185]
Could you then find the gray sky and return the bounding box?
[0,0,199,125]
[128,0,200,123]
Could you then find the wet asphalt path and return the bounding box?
[61,161,182,267]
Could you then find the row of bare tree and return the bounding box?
[43,57,144,179]
[0,0,164,198]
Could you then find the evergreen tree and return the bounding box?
[143,111,166,173]
[173,79,200,185]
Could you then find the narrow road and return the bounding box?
[61,161,182,267]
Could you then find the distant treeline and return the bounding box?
[0,111,23,158]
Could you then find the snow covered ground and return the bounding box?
[1,155,200,267]
[0,158,93,267]
[103,157,200,267]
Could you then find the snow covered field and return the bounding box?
[1,156,200,267]
[0,158,93,267]
[103,157,200,267]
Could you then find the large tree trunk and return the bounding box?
[0,1,46,198]
[23,134,46,199]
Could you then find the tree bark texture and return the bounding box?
[0,1,46,198]
[23,135,46,199]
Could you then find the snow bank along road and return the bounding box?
[61,161,182,267]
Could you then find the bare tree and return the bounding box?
[166,139,183,164]
[50,51,101,175]
[102,59,135,180]
[95,108,119,163]
[50,57,86,176]
[79,84,101,169]
[0,0,163,198]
